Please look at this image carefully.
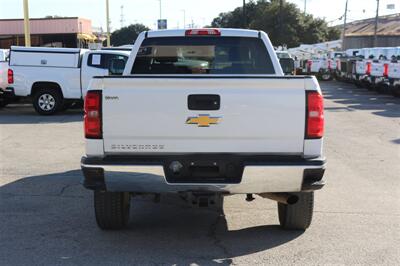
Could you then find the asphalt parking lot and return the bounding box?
[0,81,399,265]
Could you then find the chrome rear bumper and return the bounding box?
[81,156,326,194]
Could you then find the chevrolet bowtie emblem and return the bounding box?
[186,114,221,127]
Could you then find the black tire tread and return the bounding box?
[94,191,130,230]
[0,98,9,108]
[278,192,314,230]
[318,71,332,81]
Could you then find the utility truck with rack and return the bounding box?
[354,59,371,87]
[305,51,345,81]
[8,46,130,115]
[369,60,391,93]
[388,59,400,97]
[81,29,327,231]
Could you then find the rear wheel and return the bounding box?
[94,191,131,230]
[0,98,9,108]
[318,71,332,81]
[278,192,314,230]
[354,80,363,88]
[32,88,63,115]
[377,83,389,94]
[60,101,73,111]
[392,85,400,98]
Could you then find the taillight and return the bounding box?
[185,29,221,36]
[366,62,371,75]
[84,90,102,139]
[306,91,324,139]
[383,63,389,77]
[7,69,13,84]
[307,60,312,72]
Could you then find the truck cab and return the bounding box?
[275,51,295,75]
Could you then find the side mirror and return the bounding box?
[279,58,295,75]
[109,58,126,75]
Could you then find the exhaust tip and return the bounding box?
[287,195,299,205]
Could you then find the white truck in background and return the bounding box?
[388,60,400,96]
[305,52,345,81]
[0,49,11,107]
[306,59,333,81]
[8,47,130,115]
[81,28,326,231]
[369,60,391,92]
[275,51,295,75]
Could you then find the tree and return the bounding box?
[210,0,340,48]
[327,27,341,42]
[211,1,263,28]
[109,24,150,46]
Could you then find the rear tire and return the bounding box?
[391,85,400,98]
[0,98,9,108]
[32,88,63,115]
[94,191,131,230]
[376,83,387,94]
[278,192,314,230]
[318,71,332,81]
[60,101,73,111]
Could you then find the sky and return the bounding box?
[0,0,399,31]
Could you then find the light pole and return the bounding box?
[374,0,380,47]
[243,0,246,28]
[106,0,111,47]
[304,0,307,14]
[23,0,31,47]
[158,0,162,20]
[278,0,283,44]
[78,21,82,48]
[342,0,349,50]
[181,10,186,29]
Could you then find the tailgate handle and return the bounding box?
[188,94,220,110]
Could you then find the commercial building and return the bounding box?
[343,13,400,49]
[0,17,98,49]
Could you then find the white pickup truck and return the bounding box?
[81,29,326,231]
[0,49,11,107]
[8,46,130,114]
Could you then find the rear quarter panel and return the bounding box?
[11,66,81,98]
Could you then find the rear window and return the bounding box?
[276,52,291,59]
[88,53,128,69]
[131,37,275,75]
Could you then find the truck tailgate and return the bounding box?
[102,77,306,154]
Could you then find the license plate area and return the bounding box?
[164,155,243,184]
